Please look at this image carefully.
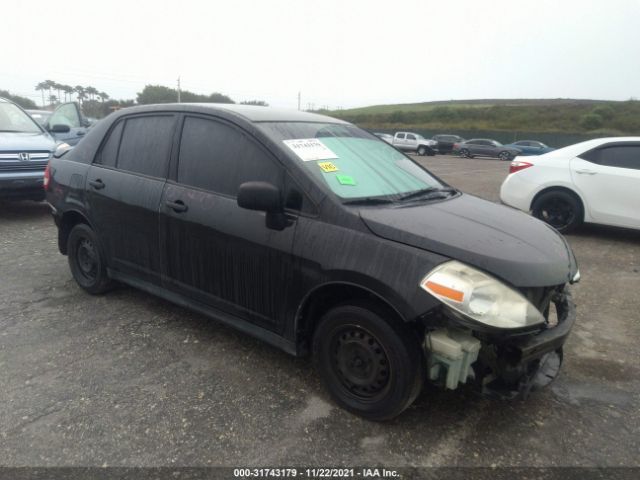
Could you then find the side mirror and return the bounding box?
[49,124,71,133]
[238,181,290,230]
[238,181,282,212]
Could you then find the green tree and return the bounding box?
[0,90,37,109]
[580,113,604,130]
[85,86,98,101]
[74,85,86,104]
[137,84,234,105]
[591,105,614,120]
[35,82,48,107]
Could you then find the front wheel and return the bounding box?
[67,223,114,294]
[531,190,583,233]
[312,302,423,420]
[417,146,427,156]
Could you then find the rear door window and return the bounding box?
[177,116,282,196]
[117,115,175,178]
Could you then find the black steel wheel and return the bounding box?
[67,223,114,294]
[531,190,583,233]
[313,302,423,420]
[331,325,390,398]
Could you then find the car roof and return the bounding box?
[109,103,349,124]
[540,137,640,158]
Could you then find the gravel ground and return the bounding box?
[0,155,638,468]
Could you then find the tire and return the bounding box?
[499,151,513,161]
[459,148,471,158]
[417,146,427,156]
[312,302,423,420]
[531,190,583,233]
[67,223,114,294]
[427,149,436,157]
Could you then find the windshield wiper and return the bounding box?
[397,187,457,202]
[343,197,395,206]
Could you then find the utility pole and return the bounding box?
[177,76,181,103]
[297,91,301,110]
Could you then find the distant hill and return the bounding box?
[317,98,640,135]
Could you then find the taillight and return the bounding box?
[43,162,51,191]
[509,160,533,174]
[453,143,459,149]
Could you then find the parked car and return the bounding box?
[503,140,555,156]
[26,109,52,127]
[456,139,521,160]
[47,104,578,420]
[392,131,437,156]
[373,132,394,144]
[432,134,465,154]
[501,137,640,232]
[43,102,92,146]
[0,97,60,201]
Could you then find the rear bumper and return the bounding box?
[0,172,45,200]
[499,173,537,212]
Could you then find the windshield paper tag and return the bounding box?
[318,161,339,173]
[283,139,339,162]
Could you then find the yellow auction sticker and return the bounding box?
[318,161,339,173]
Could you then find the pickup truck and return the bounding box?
[392,132,437,156]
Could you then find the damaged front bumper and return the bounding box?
[424,288,576,399]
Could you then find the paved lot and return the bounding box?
[1,155,639,467]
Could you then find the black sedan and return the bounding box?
[432,134,464,154]
[455,139,521,161]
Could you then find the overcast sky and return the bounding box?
[3,0,640,109]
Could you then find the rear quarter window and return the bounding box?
[94,121,123,168]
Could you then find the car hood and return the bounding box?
[0,132,56,152]
[359,194,577,287]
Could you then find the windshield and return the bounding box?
[260,122,444,200]
[0,102,43,133]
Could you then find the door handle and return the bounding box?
[89,179,105,189]
[575,169,597,175]
[76,130,86,136]
[166,200,188,213]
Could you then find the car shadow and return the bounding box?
[0,200,50,221]
[567,223,640,243]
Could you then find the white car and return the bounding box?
[500,137,640,233]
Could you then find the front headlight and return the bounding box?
[420,260,545,329]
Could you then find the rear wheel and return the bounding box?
[499,151,513,161]
[459,148,471,158]
[67,223,114,294]
[531,190,583,233]
[312,302,423,420]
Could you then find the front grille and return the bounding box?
[0,163,46,172]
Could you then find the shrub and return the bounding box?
[579,113,604,130]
